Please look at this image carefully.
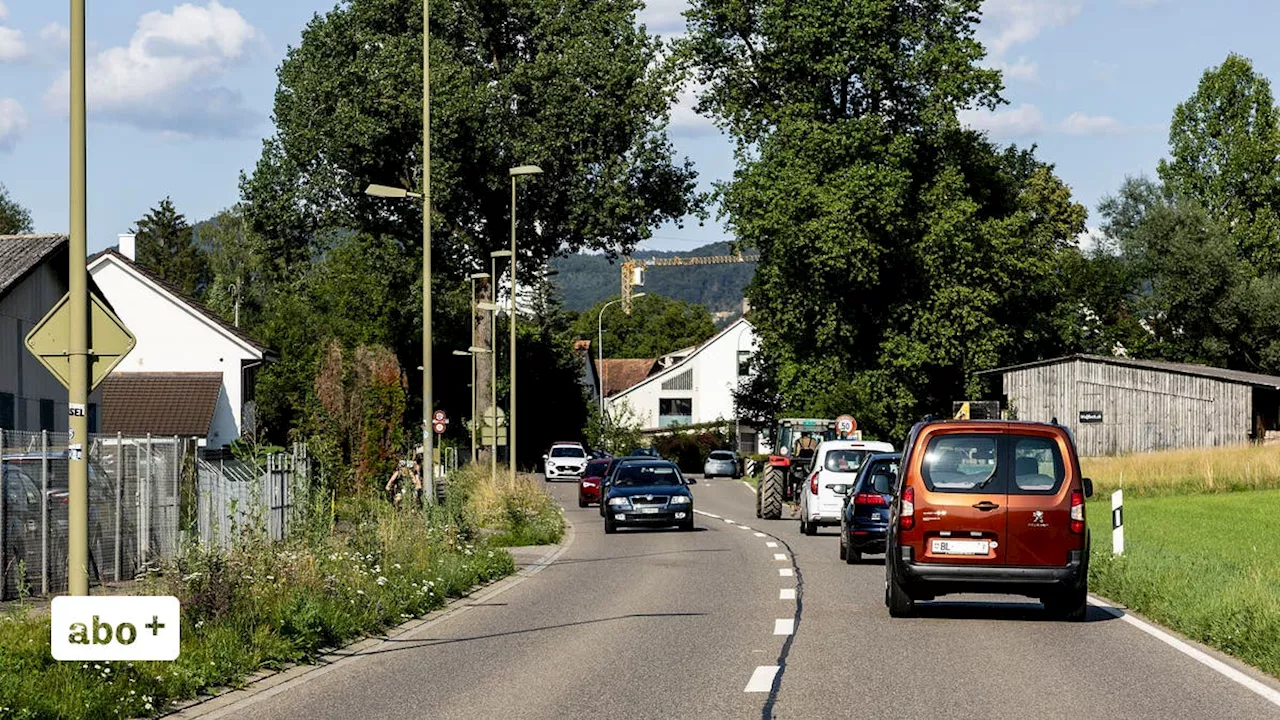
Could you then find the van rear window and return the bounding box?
[1011,436,1065,494]
[921,435,998,493]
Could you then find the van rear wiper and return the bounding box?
[973,472,997,490]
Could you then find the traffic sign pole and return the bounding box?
[68,0,89,596]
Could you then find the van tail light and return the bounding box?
[854,493,886,507]
[900,486,915,531]
[809,472,819,495]
[1069,490,1084,534]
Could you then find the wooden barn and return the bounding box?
[978,354,1280,456]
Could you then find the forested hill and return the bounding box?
[551,241,757,315]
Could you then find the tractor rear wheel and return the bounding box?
[759,465,785,520]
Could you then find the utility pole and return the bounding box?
[421,0,434,501]
[67,0,90,596]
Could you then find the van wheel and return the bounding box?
[1044,586,1087,622]
[803,518,816,536]
[838,534,847,561]
[847,547,861,565]
[886,567,915,618]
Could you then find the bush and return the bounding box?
[654,428,731,472]
[444,464,565,546]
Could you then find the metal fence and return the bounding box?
[0,430,310,599]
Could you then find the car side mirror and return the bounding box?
[827,483,850,495]
[873,475,892,494]
[685,477,697,484]
[1083,477,1094,499]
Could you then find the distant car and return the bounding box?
[601,460,696,533]
[703,450,741,479]
[799,439,895,535]
[544,443,589,481]
[885,419,1094,620]
[626,447,661,459]
[578,458,612,508]
[839,453,900,564]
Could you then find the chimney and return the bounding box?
[118,233,136,261]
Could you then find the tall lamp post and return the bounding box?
[507,165,542,487]
[366,183,434,498]
[596,293,645,444]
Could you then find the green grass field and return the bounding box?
[1087,489,1280,678]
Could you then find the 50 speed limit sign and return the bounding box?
[835,414,857,438]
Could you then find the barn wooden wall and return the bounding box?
[1002,359,1251,456]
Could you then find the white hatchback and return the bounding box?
[544,443,589,480]
[799,439,895,535]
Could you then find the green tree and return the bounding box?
[1158,53,1280,271]
[0,183,33,234]
[132,198,212,299]
[198,205,268,328]
[241,0,702,277]
[572,294,717,358]
[686,0,1084,438]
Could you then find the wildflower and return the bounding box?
[356,589,365,595]
[376,576,387,586]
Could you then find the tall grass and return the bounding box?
[1081,443,1280,498]
[0,468,565,719]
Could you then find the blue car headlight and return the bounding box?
[607,497,632,508]
[669,495,691,505]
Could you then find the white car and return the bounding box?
[543,443,589,481]
[799,439,895,535]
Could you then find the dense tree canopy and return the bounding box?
[686,0,1085,439]
[571,294,717,359]
[0,183,33,235]
[132,198,211,300]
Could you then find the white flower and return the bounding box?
[376,576,387,586]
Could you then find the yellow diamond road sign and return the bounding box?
[25,291,136,391]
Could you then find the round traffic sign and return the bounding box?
[432,410,447,422]
[432,421,447,434]
[835,414,857,438]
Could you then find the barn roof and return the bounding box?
[978,354,1280,391]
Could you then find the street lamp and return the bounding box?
[508,165,542,486]
[467,272,490,462]
[365,177,433,501]
[597,293,645,443]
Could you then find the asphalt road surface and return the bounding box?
[218,475,1280,720]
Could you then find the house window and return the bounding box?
[0,392,13,430]
[39,399,55,431]
[661,369,693,391]
[738,351,752,376]
[658,398,692,427]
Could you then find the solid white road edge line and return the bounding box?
[742,480,757,496]
[773,618,794,635]
[778,568,794,577]
[779,588,796,600]
[1088,597,1280,708]
[773,553,788,561]
[765,541,778,548]
[745,666,779,693]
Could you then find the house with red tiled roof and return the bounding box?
[88,235,275,448]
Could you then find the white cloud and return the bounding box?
[995,56,1038,82]
[0,97,28,151]
[0,0,26,62]
[639,0,689,37]
[669,81,717,136]
[980,0,1082,56]
[40,22,69,49]
[1120,0,1164,7]
[1059,112,1123,135]
[1075,226,1107,253]
[43,1,261,138]
[960,103,1045,137]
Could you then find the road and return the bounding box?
[213,476,1280,720]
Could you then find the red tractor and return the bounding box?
[756,418,838,520]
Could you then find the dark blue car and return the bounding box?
[839,452,900,564]
[602,460,695,533]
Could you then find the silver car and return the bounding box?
[703,450,740,479]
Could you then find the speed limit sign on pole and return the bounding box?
[835,414,857,438]
[432,410,446,423]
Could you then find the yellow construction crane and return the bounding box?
[620,250,760,313]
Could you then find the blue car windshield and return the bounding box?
[613,465,682,487]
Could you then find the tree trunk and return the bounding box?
[475,277,495,463]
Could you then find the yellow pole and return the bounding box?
[421,0,433,503]
[490,258,498,487]
[68,0,89,596]
[509,177,517,488]
[469,277,477,463]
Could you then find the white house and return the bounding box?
[88,235,274,448]
[605,317,759,452]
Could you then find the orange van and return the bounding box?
[884,419,1094,620]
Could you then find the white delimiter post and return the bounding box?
[1111,489,1124,555]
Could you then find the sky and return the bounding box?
[1,0,1280,254]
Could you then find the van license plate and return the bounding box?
[931,539,989,556]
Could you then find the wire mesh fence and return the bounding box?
[0,430,310,600]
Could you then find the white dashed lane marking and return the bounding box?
[773,553,788,561]
[778,568,794,577]
[753,532,766,537]
[774,618,795,636]
[723,518,737,524]
[765,541,778,548]
[779,588,796,600]
[738,525,751,530]
[745,666,779,693]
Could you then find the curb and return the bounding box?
[162,522,575,719]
